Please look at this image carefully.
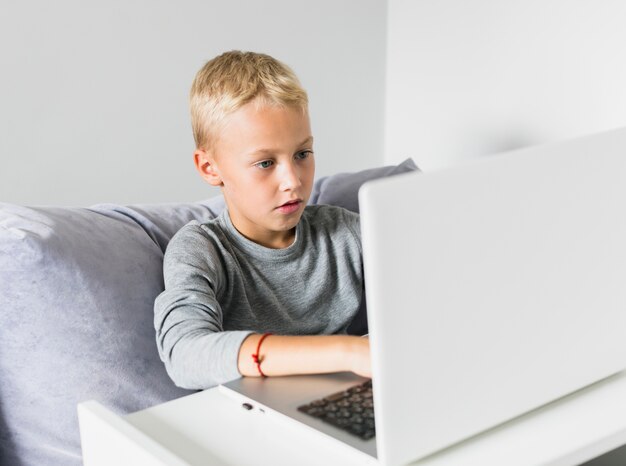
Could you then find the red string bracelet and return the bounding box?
[252,332,272,377]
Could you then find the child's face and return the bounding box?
[195,102,315,249]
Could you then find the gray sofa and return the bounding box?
[0,159,418,465]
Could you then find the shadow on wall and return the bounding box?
[479,129,547,158]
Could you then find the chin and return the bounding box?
[275,215,302,231]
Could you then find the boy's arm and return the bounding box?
[237,334,371,378]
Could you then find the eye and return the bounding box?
[295,150,313,160]
[255,160,274,169]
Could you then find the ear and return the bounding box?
[194,149,224,187]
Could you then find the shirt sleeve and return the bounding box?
[153,222,252,389]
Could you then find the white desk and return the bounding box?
[78,371,626,466]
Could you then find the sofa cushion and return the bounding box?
[309,158,419,211]
[0,201,222,466]
[0,159,418,465]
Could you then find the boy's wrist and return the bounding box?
[344,335,371,378]
[342,336,363,372]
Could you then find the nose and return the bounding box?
[278,161,302,191]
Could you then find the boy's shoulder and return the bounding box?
[165,216,226,255]
[171,215,220,237]
[301,204,360,240]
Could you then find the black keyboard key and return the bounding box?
[297,380,376,441]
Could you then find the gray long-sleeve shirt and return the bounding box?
[154,205,364,389]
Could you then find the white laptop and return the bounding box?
[221,127,626,465]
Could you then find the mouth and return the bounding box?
[276,199,303,214]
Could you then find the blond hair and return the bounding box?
[190,50,309,150]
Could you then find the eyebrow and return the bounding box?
[249,137,314,157]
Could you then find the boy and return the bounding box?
[154,51,370,389]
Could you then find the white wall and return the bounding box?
[385,0,626,170]
[0,0,386,206]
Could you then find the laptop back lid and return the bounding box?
[359,127,626,466]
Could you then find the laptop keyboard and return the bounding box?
[297,380,375,440]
